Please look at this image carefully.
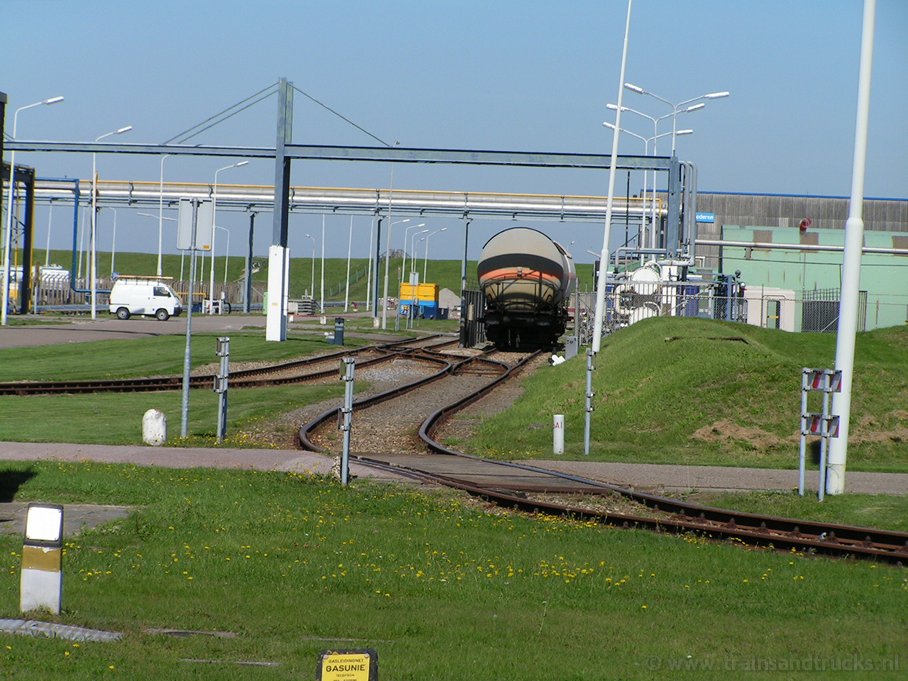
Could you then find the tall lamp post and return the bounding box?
[139,212,177,277]
[107,207,118,277]
[320,215,325,314]
[157,154,171,276]
[623,83,729,154]
[422,227,447,281]
[409,229,429,280]
[91,125,132,319]
[381,217,411,329]
[304,232,316,299]
[215,225,230,285]
[2,95,64,326]
[210,161,248,311]
[401,222,426,282]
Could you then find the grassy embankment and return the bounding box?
[0,462,904,681]
[458,317,908,474]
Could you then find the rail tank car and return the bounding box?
[477,227,576,350]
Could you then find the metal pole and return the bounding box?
[459,217,471,346]
[157,154,170,277]
[90,155,97,319]
[244,212,255,313]
[592,0,633,353]
[818,371,831,502]
[180,199,199,438]
[215,337,230,443]
[344,215,353,311]
[340,356,355,486]
[798,368,808,496]
[320,215,325,314]
[584,349,594,455]
[372,216,383,320]
[828,0,876,496]
[366,217,374,312]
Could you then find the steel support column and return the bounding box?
[266,78,293,341]
[665,155,682,254]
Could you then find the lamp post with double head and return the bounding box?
[401,222,426,283]
[623,83,729,154]
[381,217,411,329]
[409,229,428,280]
[422,227,447,282]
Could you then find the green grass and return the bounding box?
[0,383,342,445]
[0,462,904,680]
[0,331,352,382]
[464,317,908,473]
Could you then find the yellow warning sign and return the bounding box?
[318,650,375,681]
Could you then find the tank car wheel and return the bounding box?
[155,308,170,321]
[116,307,130,320]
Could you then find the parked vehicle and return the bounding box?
[108,276,182,321]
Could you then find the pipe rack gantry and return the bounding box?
[30,179,660,223]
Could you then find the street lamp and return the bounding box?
[44,202,56,268]
[91,125,132,319]
[401,222,426,282]
[320,215,326,314]
[409,229,429,280]
[107,207,118,278]
[381,217,411,328]
[2,95,64,326]
[215,225,230,285]
[210,161,248,311]
[623,83,729,154]
[157,154,171,276]
[422,227,447,282]
[139,212,177,277]
[304,233,316,300]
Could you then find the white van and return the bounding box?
[108,276,183,321]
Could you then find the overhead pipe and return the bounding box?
[695,238,908,256]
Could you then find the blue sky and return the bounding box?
[4,0,906,263]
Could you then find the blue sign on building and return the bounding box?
[695,212,716,223]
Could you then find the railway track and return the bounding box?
[0,334,456,395]
[299,347,908,564]
[8,330,903,563]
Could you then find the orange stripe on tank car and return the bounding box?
[479,268,563,286]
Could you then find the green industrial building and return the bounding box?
[692,193,908,332]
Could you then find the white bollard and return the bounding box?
[553,414,564,455]
[142,409,167,446]
[21,503,64,614]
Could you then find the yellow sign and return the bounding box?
[318,651,375,681]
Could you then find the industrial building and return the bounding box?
[692,192,908,332]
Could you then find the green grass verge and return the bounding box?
[0,462,904,680]
[463,317,908,473]
[0,331,354,382]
